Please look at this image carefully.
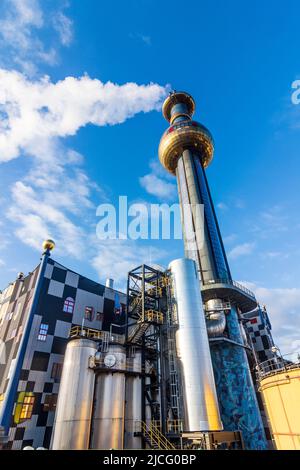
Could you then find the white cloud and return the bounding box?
[0,0,74,72]
[0,69,167,162]
[0,259,5,267]
[0,70,167,275]
[7,178,87,258]
[0,0,55,69]
[139,174,177,200]
[52,11,73,46]
[228,242,255,260]
[139,159,176,201]
[241,281,300,357]
[91,238,165,289]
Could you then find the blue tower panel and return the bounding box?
[211,308,267,450]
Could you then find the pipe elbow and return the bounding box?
[206,311,226,337]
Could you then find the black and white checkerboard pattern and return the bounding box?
[243,307,275,364]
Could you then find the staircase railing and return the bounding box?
[137,421,176,450]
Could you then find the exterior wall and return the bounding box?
[0,268,40,418]
[0,258,126,449]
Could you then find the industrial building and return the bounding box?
[0,246,126,449]
[0,91,299,450]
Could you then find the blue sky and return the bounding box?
[0,0,300,355]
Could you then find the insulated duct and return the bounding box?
[205,299,226,338]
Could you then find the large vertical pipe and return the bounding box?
[51,338,97,450]
[90,344,126,449]
[124,350,142,449]
[169,258,222,431]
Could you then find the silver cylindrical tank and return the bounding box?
[105,278,114,289]
[51,338,97,450]
[169,258,222,431]
[90,344,126,449]
[124,350,142,449]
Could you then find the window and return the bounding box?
[38,323,49,341]
[43,394,58,412]
[63,297,75,314]
[84,306,94,322]
[14,392,35,424]
[20,395,35,420]
[51,362,63,382]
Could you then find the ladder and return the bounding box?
[165,278,181,420]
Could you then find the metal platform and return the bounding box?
[201,279,257,313]
[181,430,244,450]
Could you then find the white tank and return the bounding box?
[90,344,126,449]
[169,258,222,431]
[51,338,97,449]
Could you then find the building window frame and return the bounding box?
[14,392,35,424]
[43,394,58,412]
[63,297,75,314]
[38,323,49,342]
[84,306,94,322]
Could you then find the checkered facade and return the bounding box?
[243,307,276,447]
[0,258,126,449]
[243,306,275,363]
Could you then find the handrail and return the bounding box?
[167,419,183,434]
[136,421,176,450]
[144,309,164,324]
[69,325,125,344]
[202,278,256,300]
[257,357,300,380]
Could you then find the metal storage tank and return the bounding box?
[90,344,126,449]
[259,363,300,450]
[169,258,222,431]
[51,337,97,450]
[124,350,142,449]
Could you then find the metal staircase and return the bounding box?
[136,421,176,450]
[128,322,150,344]
[127,307,164,345]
